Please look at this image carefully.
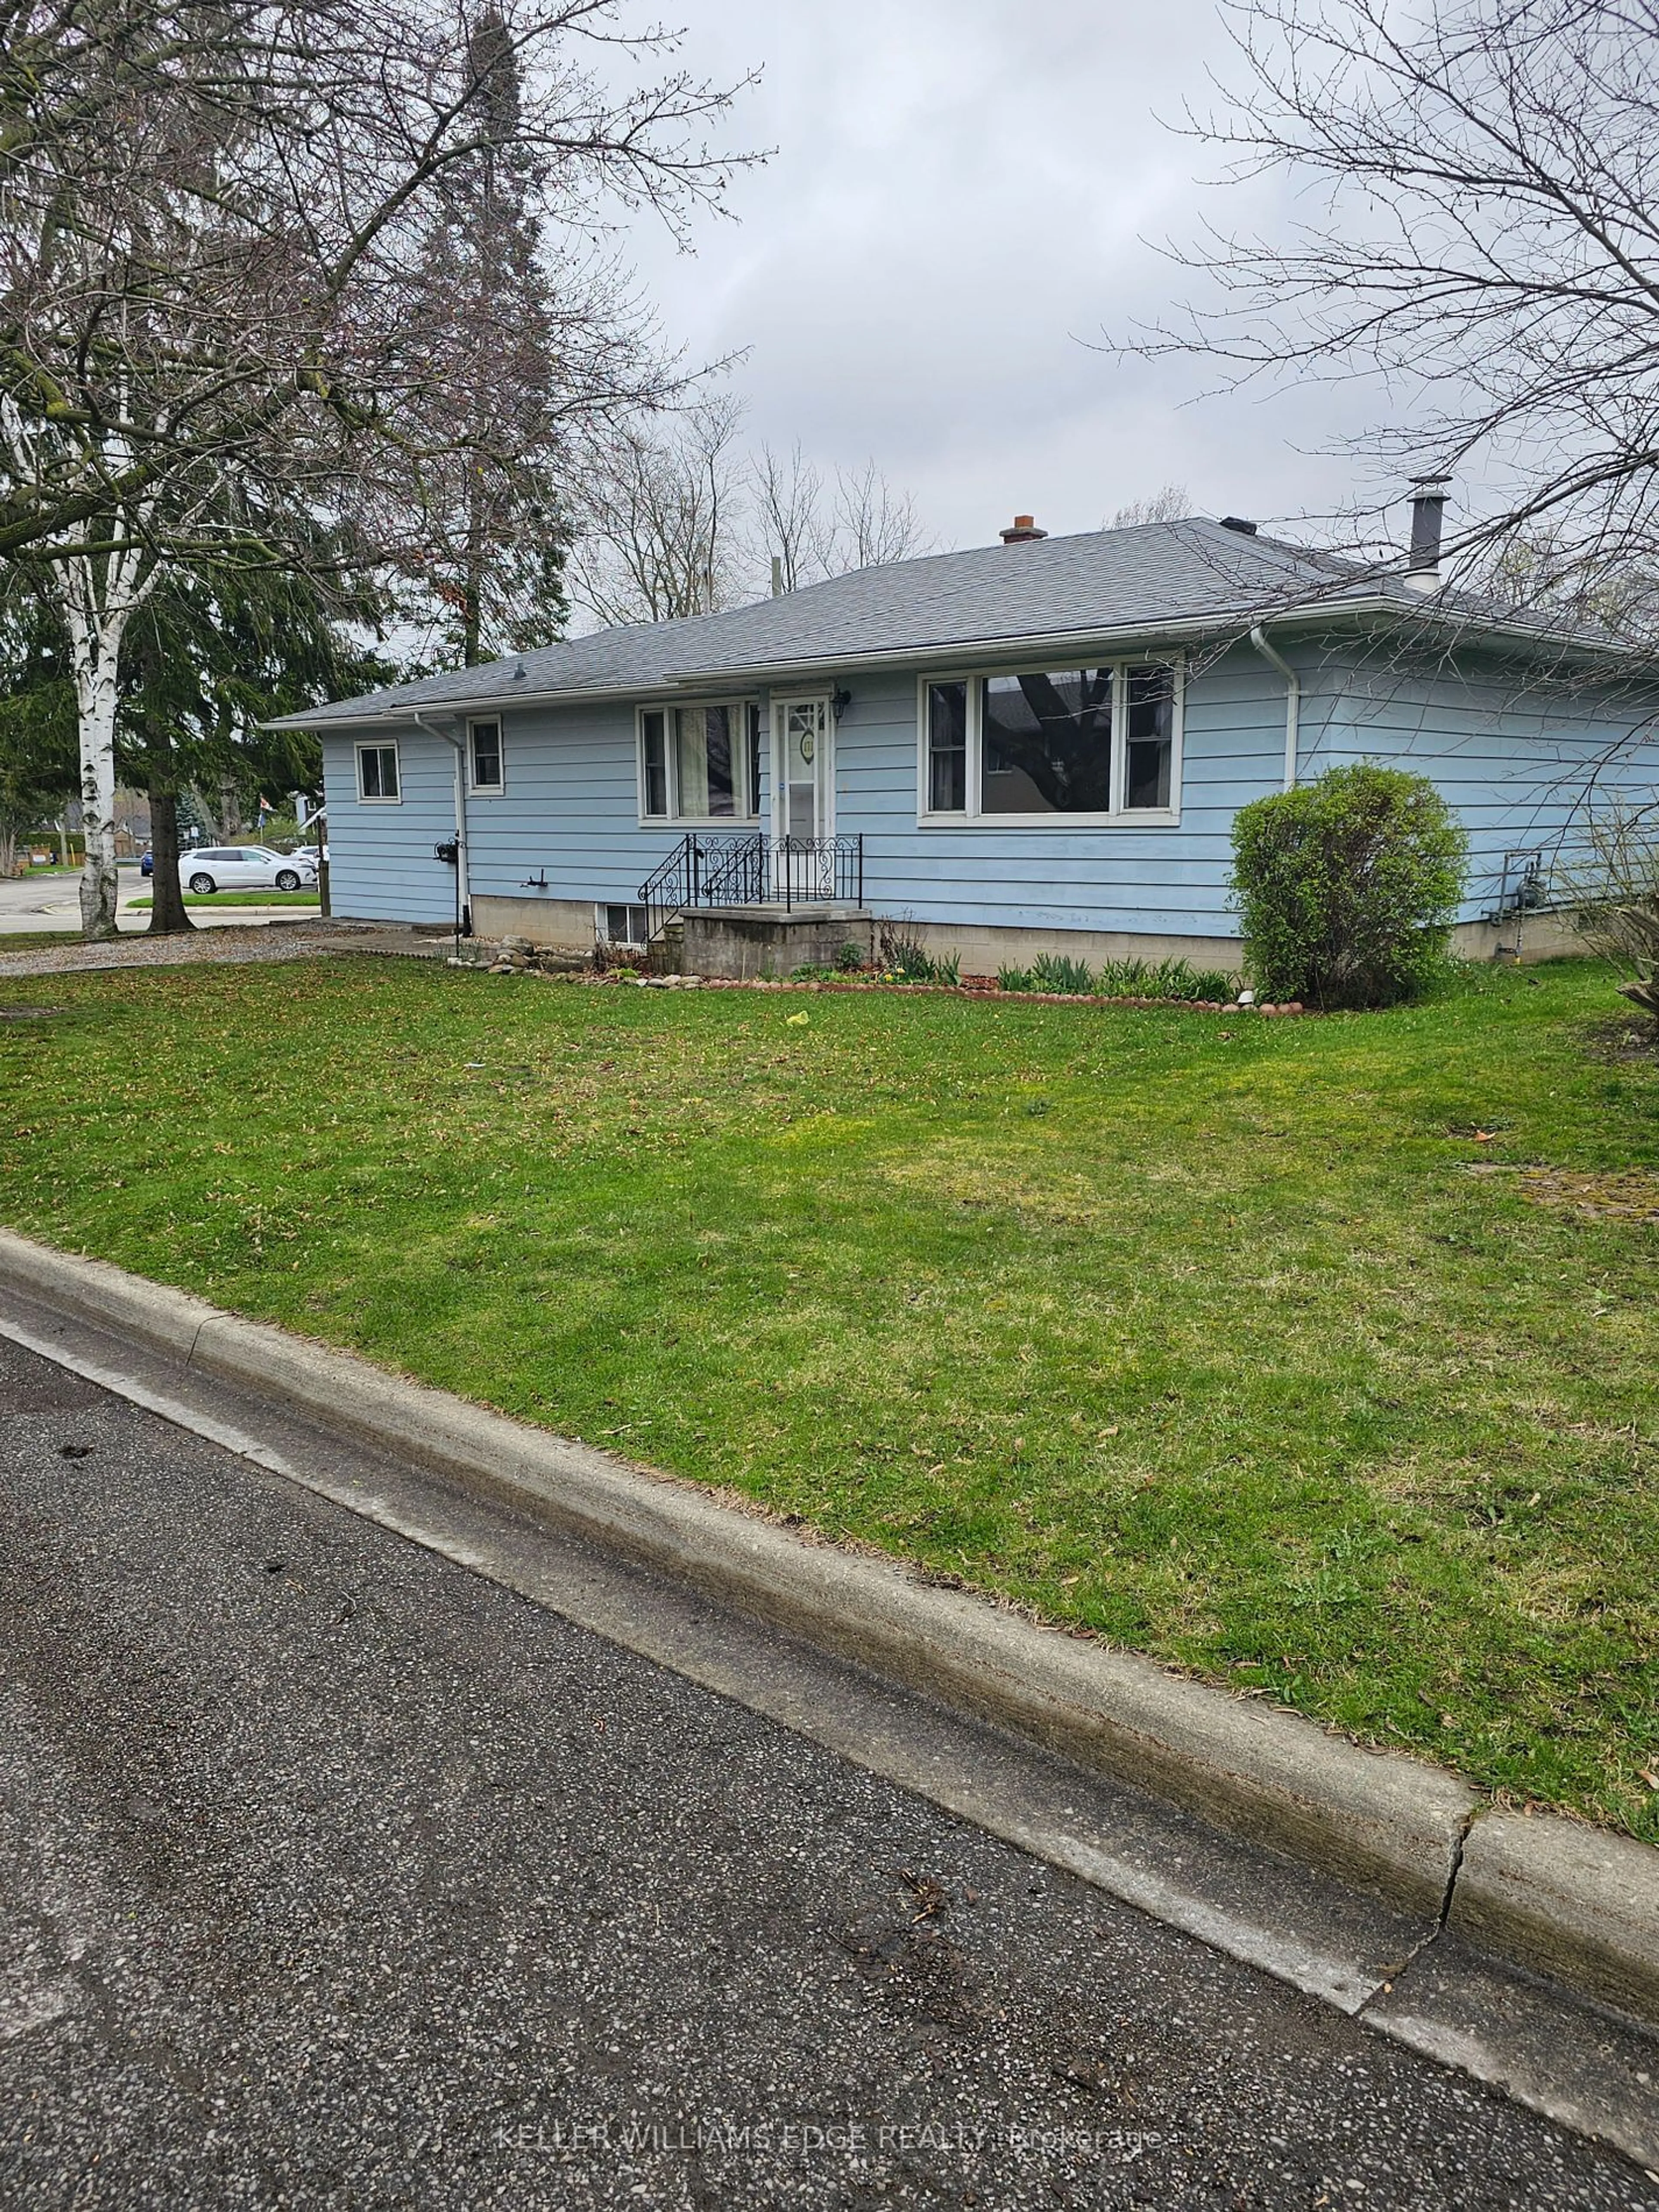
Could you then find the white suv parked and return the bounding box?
[181,847,318,894]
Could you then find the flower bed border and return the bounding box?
[575,970,1312,1016]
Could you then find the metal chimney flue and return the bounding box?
[1407,477,1450,576]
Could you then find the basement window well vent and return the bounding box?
[601,903,650,947]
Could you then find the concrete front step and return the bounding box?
[680,906,874,979]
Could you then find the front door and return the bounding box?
[773,696,833,897]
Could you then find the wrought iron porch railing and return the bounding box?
[639,833,864,942]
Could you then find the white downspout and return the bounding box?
[408,709,470,932]
[1249,625,1301,792]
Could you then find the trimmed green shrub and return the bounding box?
[1230,764,1466,1007]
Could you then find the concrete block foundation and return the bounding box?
[680,906,874,980]
[467,893,1592,976]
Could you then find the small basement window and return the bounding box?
[469,718,503,793]
[600,903,650,947]
[356,742,400,801]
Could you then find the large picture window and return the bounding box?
[639,702,764,822]
[921,661,1179,821]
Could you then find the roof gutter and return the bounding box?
[265,679,655,734]
[1248,625,1301,792]
[264,607,1349,732]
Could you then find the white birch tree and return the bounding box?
[60,528,157,936]
[0,0,753,935]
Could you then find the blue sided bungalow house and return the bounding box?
[273,493,1659,977]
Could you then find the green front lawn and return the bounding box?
[3,956,1657,1834]
[127,891,321,909]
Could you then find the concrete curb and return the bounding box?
[3,1227,1657,2036]
[1453,1816,1659,2028]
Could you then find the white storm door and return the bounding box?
[773,697,833,896]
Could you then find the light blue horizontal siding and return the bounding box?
[833,643,1291,934]
[321,734,457,923]
[1305,649,1659,922]
[321,635,1659,936]
[462,700,690,904]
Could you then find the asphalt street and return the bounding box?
[0,869,294,935]
[0,1332,1653,2211]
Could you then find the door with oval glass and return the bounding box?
[773,695,834,898]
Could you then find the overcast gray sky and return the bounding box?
[622,0,1398,557]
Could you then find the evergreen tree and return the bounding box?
[398,9,584,666]
[0,579,76,877]
[122,562,392,933]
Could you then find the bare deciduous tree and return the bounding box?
[0,0,753,935]
[1129,0,1659,625]
[1564,800,1659,1016]
[1109,485,1192,528]
[568,407,937,624]
[749,442,834,592]
[566,394,749,623]
[830,459,932,570]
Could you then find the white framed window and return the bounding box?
[638,701,764,824]
[468,718,503,794]
[916,659,1183,825]
[356,741,401,802]
[598,902,650,947]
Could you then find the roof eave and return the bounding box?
[661,595,1622,686]
[265,592,1624,731]
[261,680,652,732]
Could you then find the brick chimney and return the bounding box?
[1000,514,1048,544]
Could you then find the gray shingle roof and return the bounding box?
[270,516,1583,728]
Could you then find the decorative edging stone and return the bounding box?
[1,1226,1656,2034]
[578,971,1313,1015]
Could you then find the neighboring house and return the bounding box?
[271,497,1659,974]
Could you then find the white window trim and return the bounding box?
[355,739,403,804]
[914,657,1184,828]
[467,716,505,796]
[595,901,651,948]
[636,699,765,828]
